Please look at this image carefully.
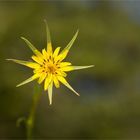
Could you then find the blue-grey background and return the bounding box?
[0,0,140,139]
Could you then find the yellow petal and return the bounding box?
[16,74,40,87]
[53,47,61,58]
[57,76,79,96]
[42,49,49,59]
[60,66,74,72]
[6,59,40,69]
[48,81,53,105]
[56,70,67,77]
[32,55,43,65]
[33,68,43,73]
[38,73,47,84]
[59,62,72,67]
[56,50,69,62]
[44,73,52,90]
[26,63,40,69]
[53,75,60,88]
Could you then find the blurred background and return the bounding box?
[0,0,140,139]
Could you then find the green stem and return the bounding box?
[26,84,42,139]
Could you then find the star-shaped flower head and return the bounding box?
[7,20,94,105]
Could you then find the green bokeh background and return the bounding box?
[0,1,140,139]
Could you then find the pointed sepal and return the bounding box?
[44,19,53,54]
[57,30,79,61]
[6,59,40,69]
[16,74,40,87]
[48,81,53,105]
[21,37,42,56]
[57,76,80,96]
[73,65,94,70]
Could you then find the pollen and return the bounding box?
[46,62,57,74]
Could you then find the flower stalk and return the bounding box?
[26,84,42,139]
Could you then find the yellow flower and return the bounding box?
[7,21,94,105]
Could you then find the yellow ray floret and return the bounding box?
[7,21,94,105]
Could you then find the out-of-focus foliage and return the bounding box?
[0,1,140,139]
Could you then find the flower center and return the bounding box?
[45,63,57,74]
